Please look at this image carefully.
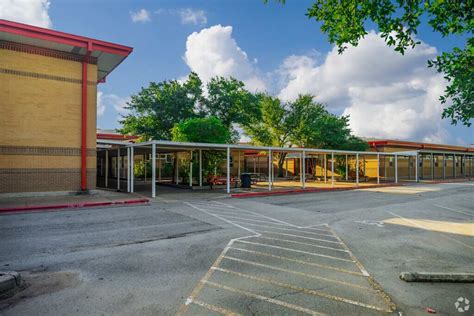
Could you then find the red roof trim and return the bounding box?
[0,19,133,57]
[368,140,473,153]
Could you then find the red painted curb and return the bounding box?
[231,183,403,198]
[0,198,149,214]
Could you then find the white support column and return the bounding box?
[356,153,359,186]
[131,146,134,193]
[271,153,274,184]
[237,151,241,178]
[415,154,419,182]
[345,154,348,181]
[377,153,380,184]
[199,149,202,187]
[144,155,147,182]
[302,150,306,189]
[268,149,272,191]
[226,147,231,194]
[443,154,446,179]
[117,148,120,191]
[127,147,130,192]
[431,153,434,180]
[152,144,156,198]
[394,154,398,183]
[454,154,456,178]
[176,153,179,184]
[324,154,327,182]
[462,155,466,177]
[331,152,335,186]
[105,150,109,188]
[189,150,193,187]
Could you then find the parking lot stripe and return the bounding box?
[212,267,392,313]
[256,236,349,252]
[234,240,354,262]
[191,299,242,315]
[229,247,364,276]
[201,209,268,219]
[433,204,474,216]
[206,214,290,226]
[227,222,339,238]
[257,230,342,245]
[204,280,327,316]
[222,256,373,291]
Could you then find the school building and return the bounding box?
[0,19,132,193]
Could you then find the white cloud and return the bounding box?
[184,24,266,92]
[277,31,449,143]
[178,8,207,25]
[97,92,130,117]
[0,0,51,28]
[130,9,151,23]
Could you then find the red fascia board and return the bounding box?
[369,140,472,152]
[0,19,133,56]
[97,133,138,140]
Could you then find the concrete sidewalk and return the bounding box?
[0,190,148,213]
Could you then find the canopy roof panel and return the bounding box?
[0,19,133,81]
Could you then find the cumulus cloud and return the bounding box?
[277,31,449,143]
[0,0,52,28]
[184,25,266,92]
[97,92,130,117]
[130,9,151,23]
[178,8,207,25]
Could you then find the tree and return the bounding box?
[119,72,203,140]
[172,117,232,181]
[243,94,367,176]
[205,76,262,130]
[267,0,473,126]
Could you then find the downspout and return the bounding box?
[81,42,92,191]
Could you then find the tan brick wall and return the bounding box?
[0,47,98,192]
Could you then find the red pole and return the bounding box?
[81,43,92,191]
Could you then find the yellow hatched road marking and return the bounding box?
[229,247,365,276]
[204,280,327,316]
[191,299,242,315]
[222,256,374,291]
[212,267,393,313]
[234,240,354,262]
[256,236,349,252]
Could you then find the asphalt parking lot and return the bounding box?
[0,182,472,315]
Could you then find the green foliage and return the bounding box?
[171,116,232,144]
[205,76,262,128]
[268,0,473,126]
[119,72,203,140]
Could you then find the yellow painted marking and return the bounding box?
[223,256,373,291]
[229,247,364,276]
[256,236,349,252]
[191,299,242,315]
[204,280,327,316]
[258,230,342,245]
[234,240,354,262]
[212,267,393,313]
[384,218,474,237]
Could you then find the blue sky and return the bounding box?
[2,0,472,145]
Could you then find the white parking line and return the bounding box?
[204,280,327,316]
[191,299,242,315]
[234,240,354,262]
[212,267,392,313]
[433,204,474,216]
[229,247,364,276]
[255,236,349,252]
[226,221,338,238]
[258,230,342,245]
[222,256,373,290]
[206,213,290,226]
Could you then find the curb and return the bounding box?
[400,272,474,283]
[0,198,149,214]
[231,183,403,198]
[0,271,21,299]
